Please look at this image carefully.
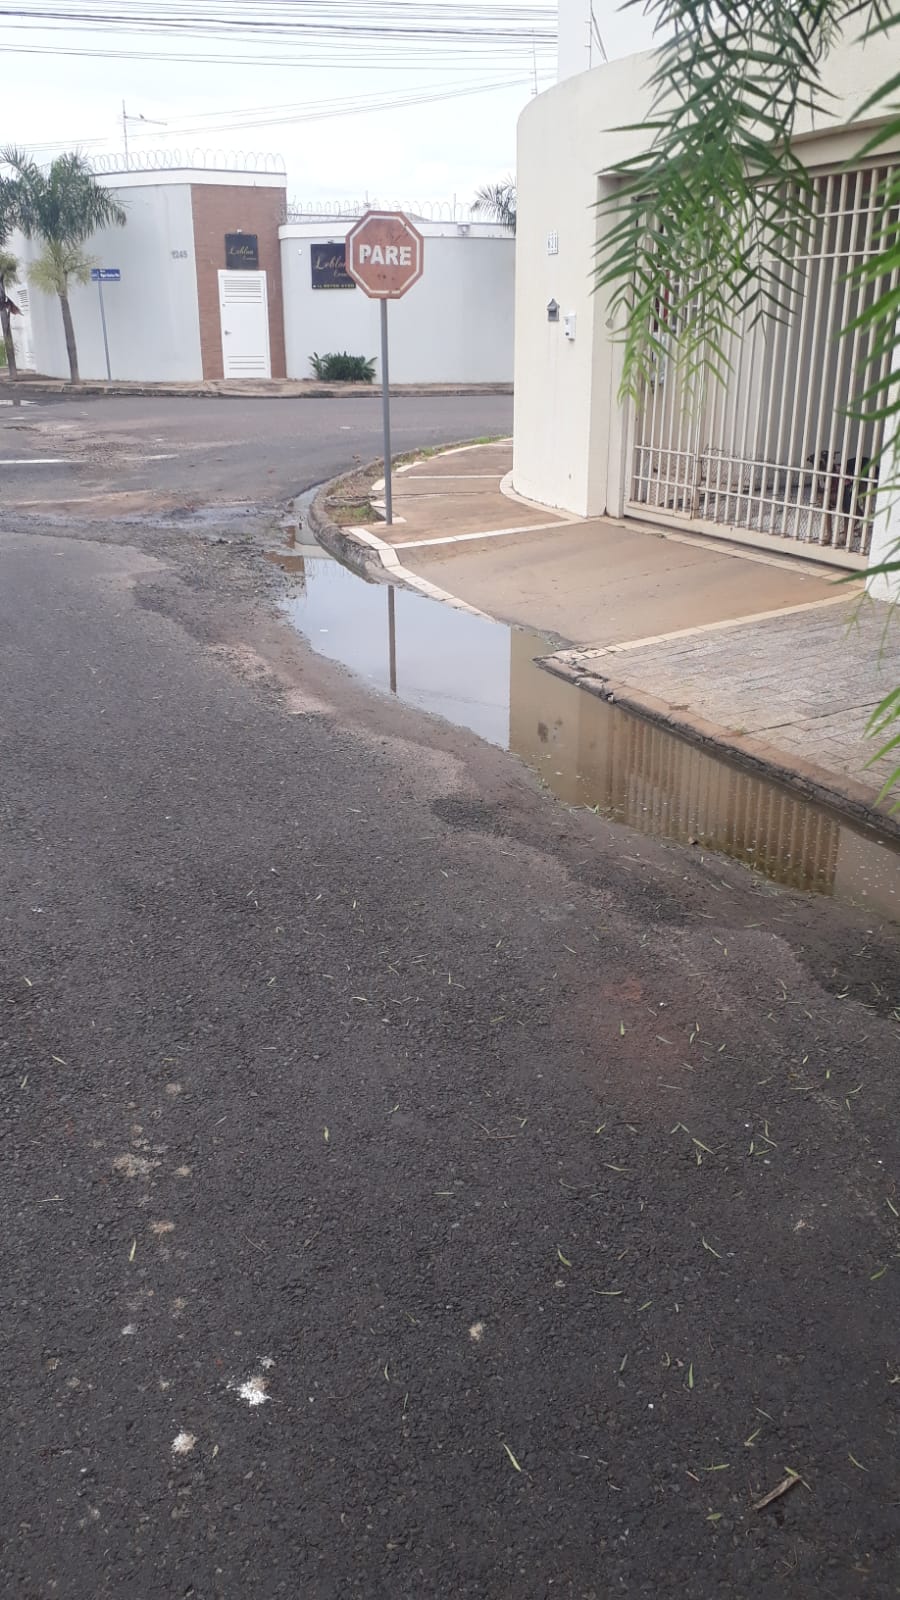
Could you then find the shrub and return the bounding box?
[310,351,376,383]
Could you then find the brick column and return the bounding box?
[190,182,287,379]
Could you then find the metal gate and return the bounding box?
[625,162,899,567]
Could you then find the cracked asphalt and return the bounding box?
[1,395,899,1599]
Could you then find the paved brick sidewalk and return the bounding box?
[556,598,899,807]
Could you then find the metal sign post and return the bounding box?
[90,268,121,381]
[344,211,424,527]
[96,278,111,380]
[380,301,393,524]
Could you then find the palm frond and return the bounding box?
[28,239,96,298]
[595,1,883,402]
[0,148,125,246]
[473,178,517,233]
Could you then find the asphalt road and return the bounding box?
[0,392,514,519]
[1,397,899,1598]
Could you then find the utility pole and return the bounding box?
[121,103,167,170]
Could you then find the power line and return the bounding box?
[20,74,539,153]
[0,1,556,44]
[0,1,556,69]
[2,39,549,69]
[1,0,555,23]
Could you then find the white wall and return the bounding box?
[513,51,654,515]
[280,223,515,385]
[514,31,900,532]
[17,182,202,381]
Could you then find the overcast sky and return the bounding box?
[1,3,657,208]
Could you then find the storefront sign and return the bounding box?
[225,233,259,270]
[311,242,356,291]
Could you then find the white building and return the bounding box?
[14,166,288,382]
[11,168,515,389]
[280,216,514,385]
[515,21,900,592]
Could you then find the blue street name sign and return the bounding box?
[90,268,121,282]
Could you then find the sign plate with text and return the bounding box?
[311,242,356,291]
[225,233,259,270]
[345,210,424,300]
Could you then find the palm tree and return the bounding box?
[1,150,125,382]
[0,249,20,378]
[0,178,20,378]
[473,178,517,234]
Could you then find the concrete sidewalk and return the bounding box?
[315,440,900,822]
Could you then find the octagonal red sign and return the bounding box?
[345,210,424,300]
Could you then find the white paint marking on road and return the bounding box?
[333,524,492,620]
[435,438,512,456]
[393,521,567,550]
[171,1431,197,1455]
[0,458,69,466]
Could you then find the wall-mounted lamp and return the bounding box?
[547,299,560,323]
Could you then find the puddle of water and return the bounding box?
[263,550,310,574]
[281,557,900,921]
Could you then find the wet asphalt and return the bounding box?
[1,396,900,1599]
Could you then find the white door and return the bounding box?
[218,270,271,379]
[11,283,36,372]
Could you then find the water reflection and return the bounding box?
[263,550,311,576]
[282,558,511,746]
[281,558,900,921]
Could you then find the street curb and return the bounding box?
[304,454,492,619]
[306,457,386,580]
[2,378,513,402]
[540,655,900,840]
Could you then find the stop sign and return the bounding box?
[345,210,424,300]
